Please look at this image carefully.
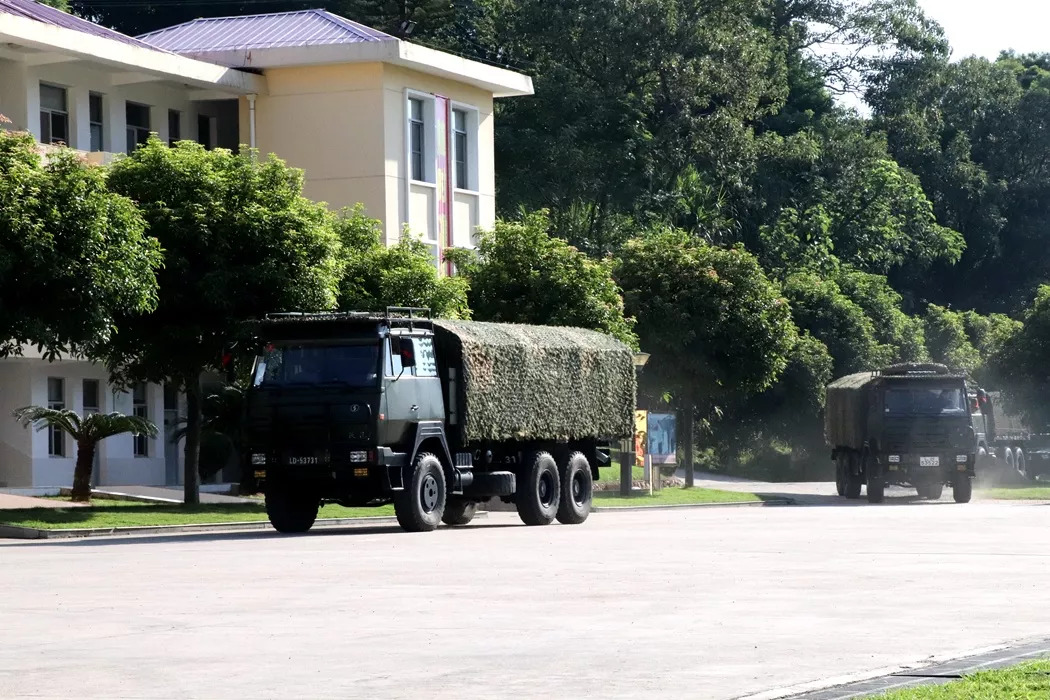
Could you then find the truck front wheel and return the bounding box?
[265,486,320,534]
[395,453,447,532]
[867,476,885,504]
[845,455,863,499]
[556,452,592,525]
[516,451,560,526]
[953,477,973,503]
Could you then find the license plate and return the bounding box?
[288,456,319,466]
[919,456,939,467]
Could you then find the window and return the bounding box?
[47,378,65,457]
[884,387,967,415]
[168,109,181,146]
[133,383,149,457]
[453,108,469,190]
[39,84,68,145]
[385,336,437,378]
[82,380,100,415]
[89,93,104,152]
[254,344,381,388]
[125,102,150,154]
[197,114,213,150]
[409,97,426,182]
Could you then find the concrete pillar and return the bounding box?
[23,69,40,141]
[69,84,90,151]
[104,91,125,154]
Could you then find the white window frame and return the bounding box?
[405,90,437,186]
[125,101,151,154]
[39,83,69,146]
[450,102,480,194]
[132,383,149,458]
[89,93,104,152]
[47,377,65,457]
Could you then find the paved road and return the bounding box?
[4,498,1050,699]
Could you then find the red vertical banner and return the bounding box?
[434,95,453,274]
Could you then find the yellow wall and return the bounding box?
[248,61,498,248]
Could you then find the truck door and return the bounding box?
[381,336,419,446]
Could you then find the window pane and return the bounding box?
[83,380,100,410]
[168,109,180,143]
[89,93,103,123]
[197,114,212,149]
[126,102,149,129]
[40,84,66,111]
[453,109,465,132]
[410,121,425,181]
[90,123,103,152]
[410,98,423,121]
[48,378,64,405]
[454,131,468,189]
[133,383,147,404]
[40,111,51,144]
[50,113,68,144]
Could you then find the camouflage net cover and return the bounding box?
[433,320,636,444]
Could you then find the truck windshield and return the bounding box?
[253,344,380,387]
[884,387,966,415]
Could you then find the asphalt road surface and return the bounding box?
[4,495,1050,700]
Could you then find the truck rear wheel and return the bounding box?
[1016,449,1028,479]
[845,455,862,499]
[866,477,885,504]
[953,477,973,503]
[265,486,319,534]
[926,482,944,500]
[441,498,477,526]
[556,452,592,525]
[395,453,446,532]
[835,455,847,497]
[516,451,560,526]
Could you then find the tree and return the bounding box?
[13,407,157,502]
[616,229,796,485]
[335,206,469,318]
[102,139,343,504]
[833,269,927,363]
[987,286,1050,429]
[0,131,161,359]
[448,209,636,345]
[924,304,1021,380]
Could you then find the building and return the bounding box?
[0,0,532,489]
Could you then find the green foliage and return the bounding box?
[334,206,470,318]
[38,0,69,9]
[0,131,160,359]
[833,269,927,363]
[449,210,636,346]
[782,271,892,376]
[616,228,796,410]
[102,138,342,502]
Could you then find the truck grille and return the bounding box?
[883,418,952,452]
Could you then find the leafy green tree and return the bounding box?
[13,407,157,502]
[782,271,893,376]
[924,304,1021,379]
[987,286,1050,428]
[102,139,343,504]
[335,206,469,318]
[448,209,636,345]
[833,269,927,363]
[0,131,160,359]
[616,229,796,485]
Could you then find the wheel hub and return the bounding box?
[538,471,555,507]
[572,471,587,506]
[421,474,439,512]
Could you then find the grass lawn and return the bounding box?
[978,485,1050,500]
[874,660,1050,699]
[594,486,762,507]
[0,500,394,530]
[596,464,646,484]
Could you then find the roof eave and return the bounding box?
[173,39,533,98]
[0,13,267,95]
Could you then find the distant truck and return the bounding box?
[825,363,975,503]
[241,309,636,533]
[969,388,1050,481]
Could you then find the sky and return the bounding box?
[918,0,1050,60]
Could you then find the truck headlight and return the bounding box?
[888,455,901,463]
[251,453,266,465]
[349,451,368,463]
[956,454,968,463]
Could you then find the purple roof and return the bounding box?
[138,9,395,54]
[0,0,164,52]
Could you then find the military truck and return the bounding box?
[825,363,975,503]
[241,309,636,533]
[970,388,1050,481]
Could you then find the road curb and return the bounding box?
[0,511,490,540]
[593,498,794,512]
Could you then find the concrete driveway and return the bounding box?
[3,499,1050,699]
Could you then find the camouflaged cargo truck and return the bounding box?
[242,309,636,534]
[825,363,975,504]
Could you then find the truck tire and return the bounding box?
[516,451,560,526]
[1004,447,1016,471]
[926,482,944,500]
[867,477,885,504]
[394,453,446,532]
[1016,449,1028,479]
[441,498,477,526]
[845,455,863,499]
[835,455,847,497]
[556,452,593,525]
[953,476,973,503]
[265,486,319,534]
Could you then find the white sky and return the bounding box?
[918,0,1050,59]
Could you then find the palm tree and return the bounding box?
[13,407,159,502]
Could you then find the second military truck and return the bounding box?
[826,363,975,503]
[242,309,636,533]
